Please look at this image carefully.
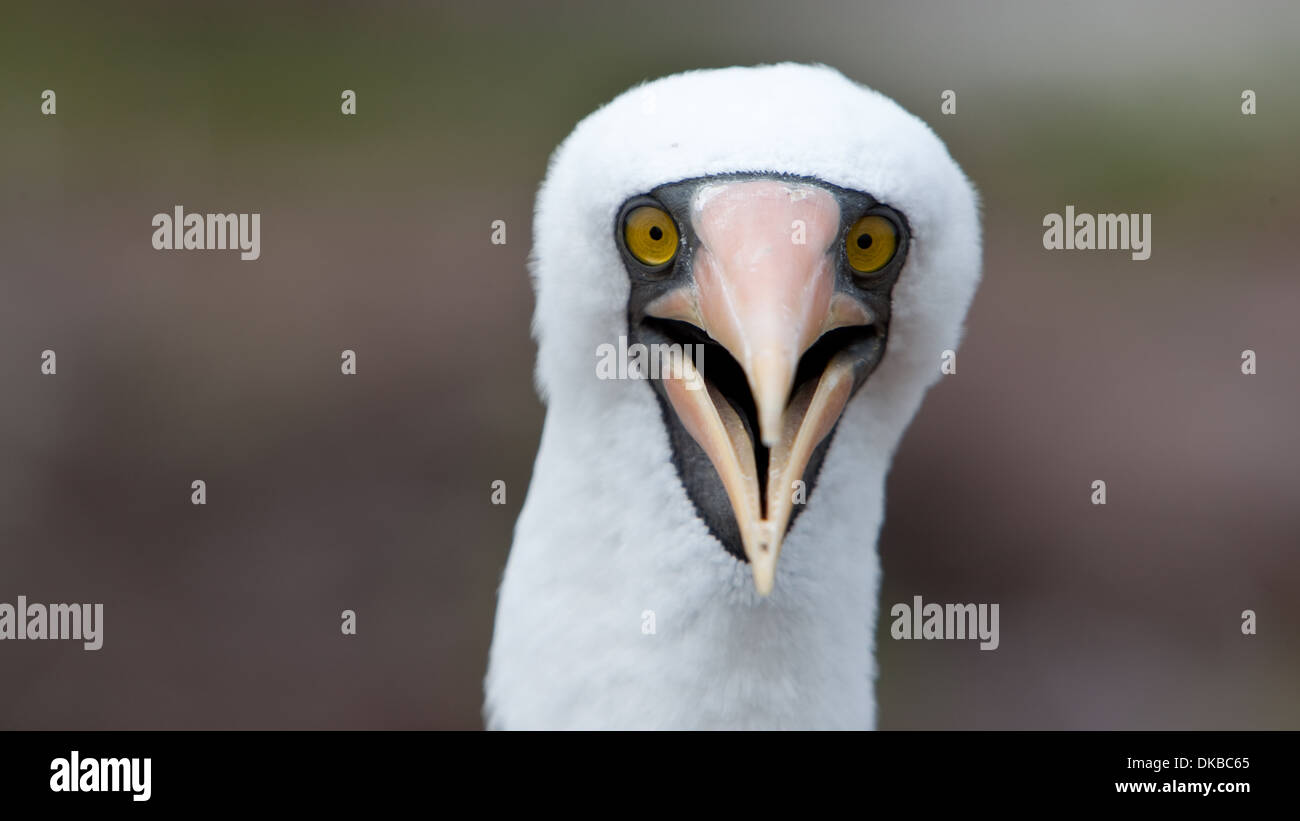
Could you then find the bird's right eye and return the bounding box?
[845,214,898,274]
[623,205,679,268]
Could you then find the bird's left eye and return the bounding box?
[624,206,679,268]
[845,215,897,274]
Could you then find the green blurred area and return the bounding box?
[6,0,1299,210]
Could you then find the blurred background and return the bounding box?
[1,0,1296,729]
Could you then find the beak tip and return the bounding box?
[747,534,781,596]
[748,353,796,446]
[757,407,784,449]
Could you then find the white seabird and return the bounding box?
[486,64,981,730]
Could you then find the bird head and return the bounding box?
[529,64,980,595]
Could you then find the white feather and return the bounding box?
[486,63,981,729]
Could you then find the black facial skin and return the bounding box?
[617,173,910,562]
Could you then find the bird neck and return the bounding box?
[487,393,891,729]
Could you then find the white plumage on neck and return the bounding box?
[486,64,980,730]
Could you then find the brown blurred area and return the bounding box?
[1,0,1296,728]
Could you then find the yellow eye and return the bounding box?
[845,215,897,274]
[624,205,679,268]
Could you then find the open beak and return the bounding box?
[647,180,873,595]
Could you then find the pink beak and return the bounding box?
[646,180,873,594]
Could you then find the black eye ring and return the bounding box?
[616,196,680,275]
[845,213,899,274]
